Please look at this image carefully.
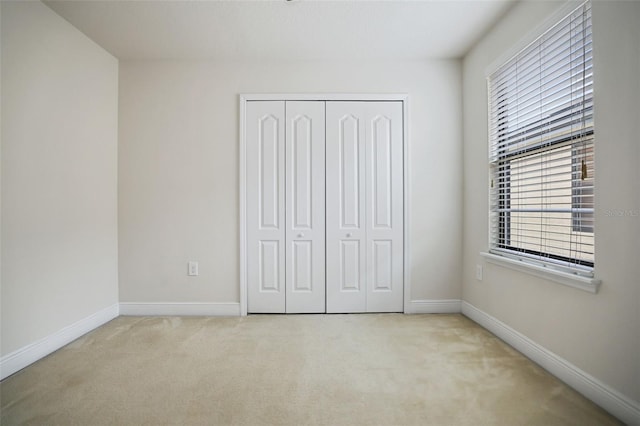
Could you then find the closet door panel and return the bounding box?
[326,103,367,313]
[247,101,286,313]
[246,98,403,315]
[365,102,404,312]
[285,101,325,313]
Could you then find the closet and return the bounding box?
[244,98,404,314]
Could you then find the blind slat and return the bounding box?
[488,1,594,273]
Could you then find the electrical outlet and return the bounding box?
[476,264,483,281]
[188,261,199,276]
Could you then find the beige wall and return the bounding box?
[118,60,463,304]
[463,0,640,403]
[1,1,119,356]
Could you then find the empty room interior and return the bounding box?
[1,0,639,424]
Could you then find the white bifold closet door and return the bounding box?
[326,101,404,313]
[246,101,325,313]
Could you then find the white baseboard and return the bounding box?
[406,299,462,314]
[0,303,119,380]
[461,301,640,425]
[119,302,241,316]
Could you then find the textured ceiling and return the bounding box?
[45,0,515,61]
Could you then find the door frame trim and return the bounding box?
[239,93,411,315]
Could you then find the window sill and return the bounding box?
[480,252,601,294]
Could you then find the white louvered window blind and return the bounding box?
[488,1,594,277]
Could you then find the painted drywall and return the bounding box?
[118,60,462,304]
[1,1,119,356]
[0,1,3,352]
[462,0,640,404]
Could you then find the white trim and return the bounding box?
[406,299,462,314]
[119,302,241,316]
[0,303,119,380]
[239,95,248,316]
[461,301,640,425]
[239,93,410,316]
[484,0,587,77]
[402,97,412,315]
[481,252,601,293]
[240,93,408,102]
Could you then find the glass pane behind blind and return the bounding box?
[494,141,594,266]
[489,1,594,272]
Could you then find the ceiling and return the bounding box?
[45,0,515,61]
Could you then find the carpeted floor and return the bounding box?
[0,314,620,425]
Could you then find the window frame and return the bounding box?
[485,0,598,286]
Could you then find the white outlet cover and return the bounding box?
[188,261,199,276]
[476,264,483,281]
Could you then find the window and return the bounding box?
[488,1,594,277]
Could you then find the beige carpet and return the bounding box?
[0,314,620,425]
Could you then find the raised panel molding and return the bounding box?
[292,240,313,292]
[372,240,393,291]
[259,241,280,292]
[340,240,361,291]
[340,114,360,228]
[259,114,280,230]
[372,115,392,229]
[292,115,313,229]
